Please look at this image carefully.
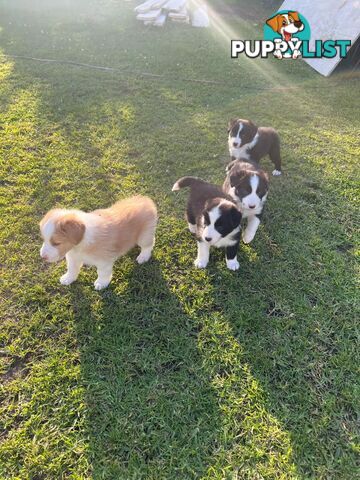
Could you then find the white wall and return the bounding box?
[279,0,360,75]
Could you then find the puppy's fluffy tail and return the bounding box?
[172,176,207,192]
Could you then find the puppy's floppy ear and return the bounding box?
[229,170,247,188]
[202,207,210,224]
[226,159,237,175]
[229,173,238,188]
[289,11,300,22]
[260,170,270,187]
[246,119,258,140]
[228,118,237,133]
[59,215,85,245]
[266,14,281,33]
[247,119,258,133]
[230,206,242,227]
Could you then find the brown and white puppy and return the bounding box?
[266,11,304,59]
[228,118,282,176]
[40,196,157,290]
[223,160,269,244]
[172,176,242,270]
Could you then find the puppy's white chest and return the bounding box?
[81,254,97,266]
[214,229,240,248]
[229,132,259,160]
[229,145,250,160]
[72,251,99,267]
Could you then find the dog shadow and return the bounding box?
[68,259,223,478]
[66,245,305,477]
[205,173,359,475]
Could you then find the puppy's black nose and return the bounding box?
[233,142,239,147]
[205,237,212,242]
[294,20,302,28]
[249,205,256,209]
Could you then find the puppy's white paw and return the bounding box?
[274,50,283,59]
[94,279,110,291]
[242,230,255,244]
[136,251,152,264]
[60,273,76,286]
[292,50,301,59]
[194,258,208,269]
[226,258,239,271]
[272,169,282,176]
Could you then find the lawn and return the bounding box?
[0,0,359,479]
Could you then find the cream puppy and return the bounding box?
[40,196,157,290]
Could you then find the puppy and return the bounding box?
[40,196,157,290]
[223,160,269,244]
[228,118,282,176]
[266,11,304,59]
[172,176,242,270]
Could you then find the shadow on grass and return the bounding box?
[69,260,221,479]
[68,256,299,478]
[203,163,359,477]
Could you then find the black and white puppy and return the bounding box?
[172,176,242,270]
[223,161,269,244]
[228,118,282,176]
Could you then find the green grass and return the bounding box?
[0,1,359,478]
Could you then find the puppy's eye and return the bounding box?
[203,212,210,226]
[282,20,287,25]
[52,241,61,247]
[236,188,247,198]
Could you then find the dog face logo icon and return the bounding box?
[264,10,309,59]
[266,11,304,43]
